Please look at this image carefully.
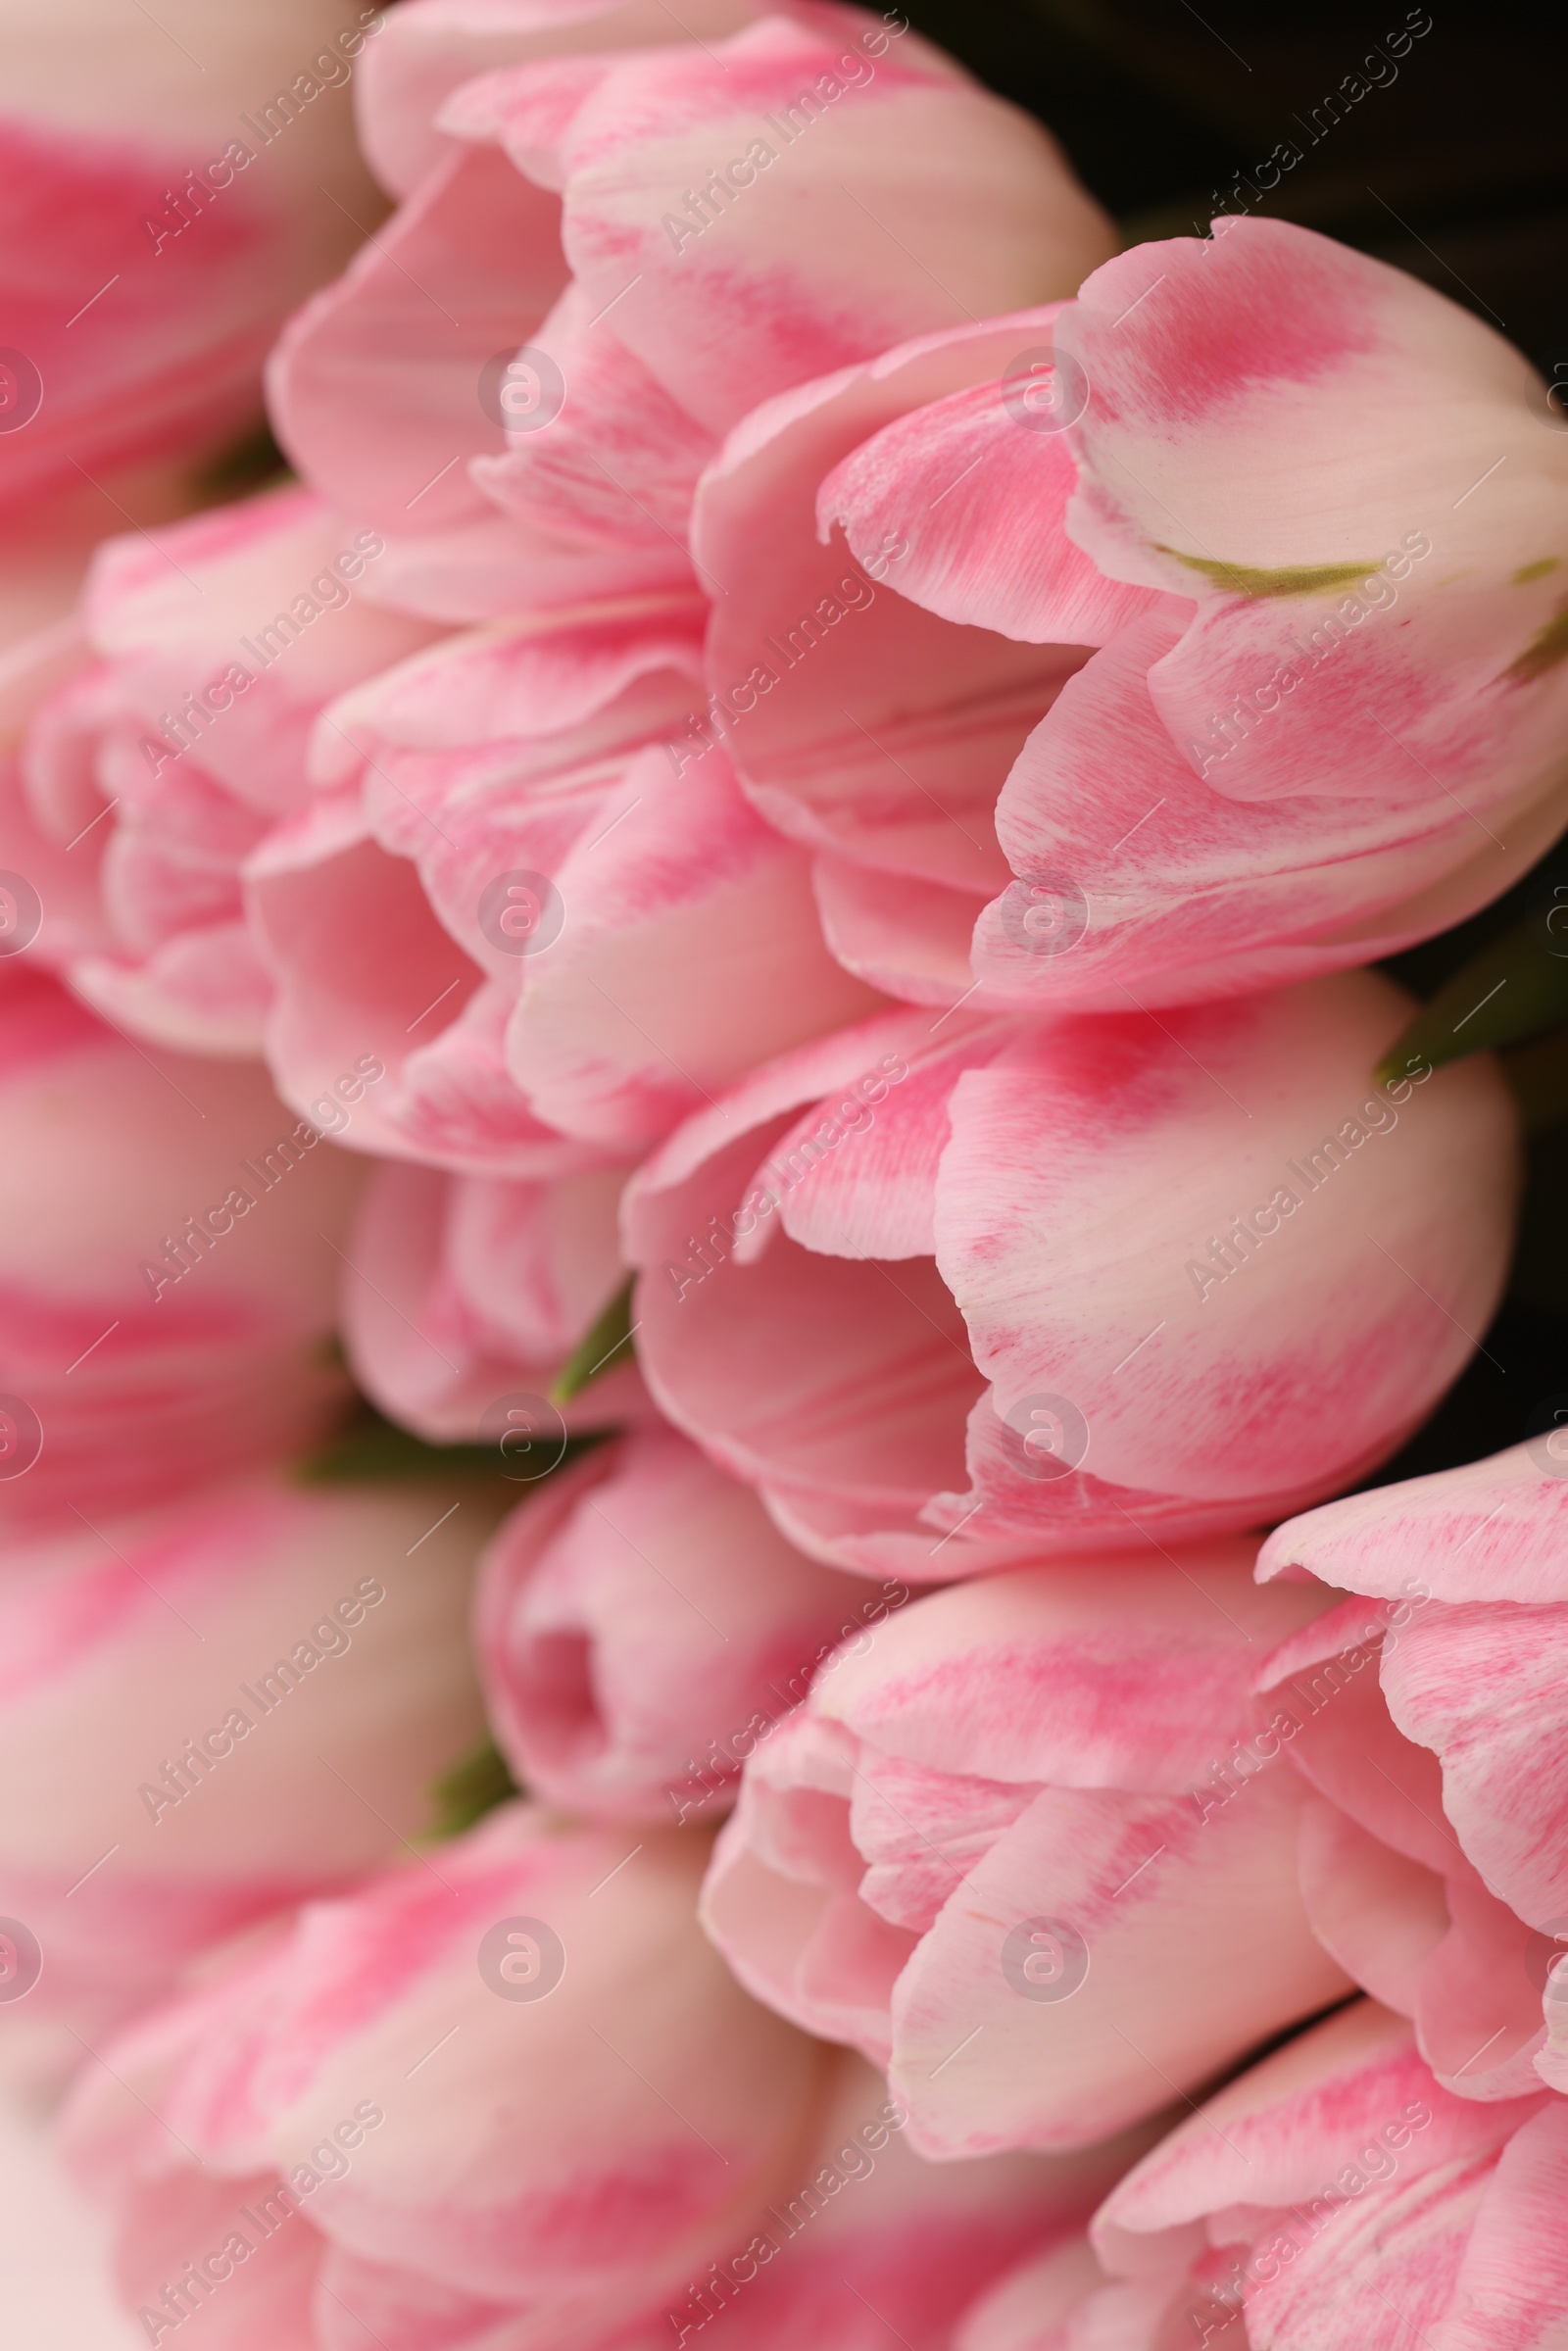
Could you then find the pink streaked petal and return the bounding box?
[1054,220,1568,843]
[266,138,566,554]
[816,1548,1331,1790]
[974,604,1544,1013]
[695,319,1095,897]
[821,365,1156,648]
[1274,1665,1461,1878]
[702,1735,913,2063]
[1439,2101,1568,2348]
[314,590,706,782]
[765,1025,992,1262]
[1090,2001,1539,2266]
[469,277,713,560]
[848,1750,1037,1935]
[760,1476,1048,1585]
[933,978,1515,1508]
[400,976,594,1167]
[553,19,1112,439]
[340,1157,635,1440]
[1240,2153,1487,2349]
[888,1768,1349,2158]
[503,747,885,1150]
[1378,1598,1568,1933]
[358,0,764,199]
[1258,1445,1568,1606]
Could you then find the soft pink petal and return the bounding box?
[1379,1598,1568,1934]
[815,1548,1331,1790]
[820,359,1155,648]
[934,975,1516,1517]
[1054,220,1568,825]
[1296,1796,1448,2018]
[476,1429,874,1820]
[888,1767,1350,2157]
[504,747,886,1150]
[541,18,1113,439]
[1258,1444,1568,1606]
[811,855,986,1008]
[340,1157,635,1439]
[694,316,1092,899]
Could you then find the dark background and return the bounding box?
[896,0,1568,1487]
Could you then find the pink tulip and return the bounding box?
[1012,1999,1568,2350]
[656,2053,1153,2351]
[0,1467,488,2054]
[0,968,360,1525]
[340,1158,646,1439]
[476,1428,903,1822]
[269,1,1114,624]
[0,0,389,520]
[0,487,439,1053]
[60,1802,1148,2351]
[1254,1439,1568,2104]
[623,974,1517,1579]
[696,216,1568,1013]
[702,1543,1353,2158]
[247,596,881,1165]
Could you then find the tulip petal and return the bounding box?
[1296,1796,1448,2019]
[821,367,1155,648]
[890,1765,1350,2157]
[1258,1445,1568,1607]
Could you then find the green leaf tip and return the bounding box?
[549,1275,638,1404]
[1375,912,1568,1085]
[427,1733,519,1840]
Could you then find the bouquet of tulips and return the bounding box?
[4,3,1568,2345]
